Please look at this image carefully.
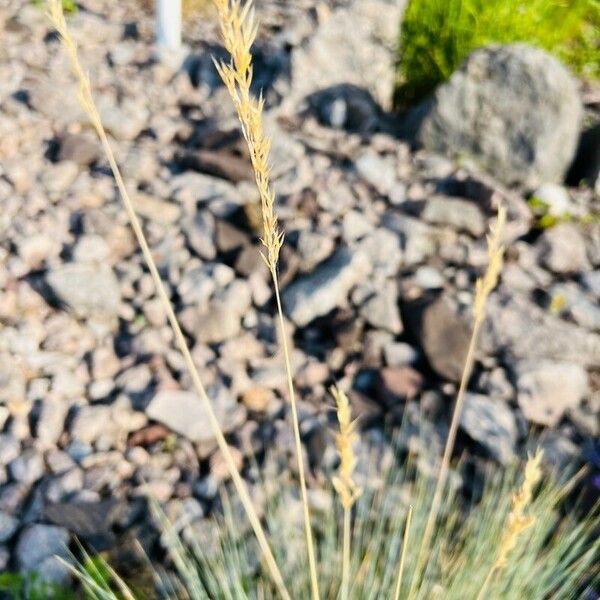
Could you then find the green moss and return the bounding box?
[396,0,600,108]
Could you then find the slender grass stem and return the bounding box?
[272,271,320,600]
[46,3,290,598]
[393,505,413,600]
[341,507,351,600]
[409,207,506,597]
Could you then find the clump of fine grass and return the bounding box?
[396,0,599,108]
[46,0,600,598]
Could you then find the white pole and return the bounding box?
[156,0,182,52]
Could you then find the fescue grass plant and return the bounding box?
[45,0,600,597]
[396,0,600,108]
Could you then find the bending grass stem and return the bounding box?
[45,3,290,598]
[272,270,321,600]
[410,316,484,597]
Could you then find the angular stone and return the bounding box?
[538,223,589,274]
[16,524,70,571]
[359,281,403,334]
[516,361,588,426]
[146,387,244,443]
[416,44,582,187]
[283,248,370,326]
[482,291,600,366]
[421,197,486,237]
[460,394,517,464]
[46,264,121,318]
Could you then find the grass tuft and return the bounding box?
[396,0,600,108]
[45,1,600,598]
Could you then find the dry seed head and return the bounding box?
[496,449,543,567]
[474,205,507,320]
[331,386,362,510]
[213,0,282,271]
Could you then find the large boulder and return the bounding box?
[289,0,404,111]
[415,44,583,187]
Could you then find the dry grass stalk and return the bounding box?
[410,206,508,595]
[331,386,362,600]
[45,2,290,598]
[393,505,413,600]
[476,450,544,600]
[213,1,320,598]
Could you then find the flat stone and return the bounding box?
[9,449,45,484]
[46,264,121,318]
[0,511,19,543]
[516,361,588,426]
[15,524,70,572]
[359,281,403,334]
[538,223,589,274]
[132,193,181,224]
[35,398,69,445]
[283,247,370,326]
[421,197,486,237]
[180,303,242,344]
[482,291,600,367]
[460,394,517,464]
[146,386,244,444]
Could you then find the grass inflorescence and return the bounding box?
[44,0,600,598]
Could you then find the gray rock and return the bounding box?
[357,229,402,276]
[180,303,242,344]
[550,282,600,331]
[297,230,335,273]
[359,281,403,334]
[16,524,70,572]
[132,193,181,224]
[290,0,403,109]
[146,386,244,444]
[183,211,216,260]
[0,435,20,465]
[536,432,579,472]
[46,264,121,318]
[516,361,588,426]
[9,449,45,484]
[73,235,111,264]
[0,511,19,543]
[417,44,582,187]
[98,99,148,141]
[538,223,589,274]
[45,468,84,504]
[35,398,68,445]
[460,394,517,464]
[421,197,486,237]
[70,406,112,444]
[283,247,370,326]
[482,291,600,366]
[355,150,397,196]
[383,342,419,367]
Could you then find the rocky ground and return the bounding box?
[0,0,599,588]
